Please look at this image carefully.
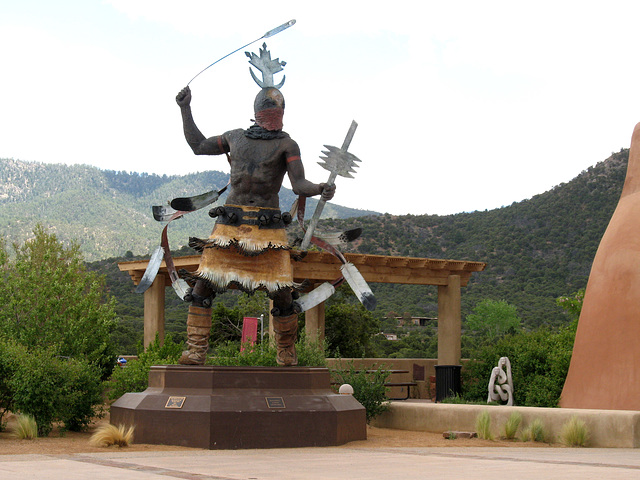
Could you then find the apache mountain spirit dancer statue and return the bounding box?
[140,28,375,367]
[174,43,337,367]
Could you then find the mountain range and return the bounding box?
[0,158,378,261]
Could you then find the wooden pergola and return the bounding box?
[118,252,485,365]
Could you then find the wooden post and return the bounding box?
[268,299,275,345]
[305,301,326,344]
[143,275,166,348]
[437,274,461,365]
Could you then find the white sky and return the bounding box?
[1,0,639,215]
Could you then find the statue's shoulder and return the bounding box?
[223,128,246,142]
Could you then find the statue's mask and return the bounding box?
[254,87,284,131]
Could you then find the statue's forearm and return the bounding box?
[180,106,207,153]
[292,179,323,197]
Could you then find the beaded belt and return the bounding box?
[209,205,292,229]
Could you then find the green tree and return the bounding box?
[0,225,117,380]
[465,299,522,344]
[237,291,269,320]
[556,288,585,323]
[324,303,379,358]
[209,302,243,346]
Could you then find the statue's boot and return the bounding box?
[178,305,212,365]
[273,313,298,366]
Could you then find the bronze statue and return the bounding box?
[174,54,334,366]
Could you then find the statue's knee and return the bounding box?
[184,284,215,307]
[271,289,297,317]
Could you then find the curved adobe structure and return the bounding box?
[561,122,640,410]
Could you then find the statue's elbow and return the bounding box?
[190,144,206,155]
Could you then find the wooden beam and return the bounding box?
[119,252,485,287]
[268,299,274,346]
[437,274,461,365]
[143,276,166,348]
[305,301,326,344]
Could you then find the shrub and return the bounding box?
[295,335,328,368]
[10,348,104,436]
[475,410,493,440]
[57,359,106,432]
[107,335,182,401]
[212,342,278,367]
[504,411,522,440]
[440,394,470,404]
[331,363,390,423]
[560,416,589,447]
[209,332,327,367]
[0,339,22,430]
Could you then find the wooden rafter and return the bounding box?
[118,252,486,288]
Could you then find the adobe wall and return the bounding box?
[561,122,640,410]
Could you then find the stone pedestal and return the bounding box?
[110,365,366,449]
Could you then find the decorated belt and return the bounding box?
[209,205,292,229]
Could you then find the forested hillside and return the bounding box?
[0,158,377,261]
[335,149,627,327]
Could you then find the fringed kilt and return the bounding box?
[182,205,294,297]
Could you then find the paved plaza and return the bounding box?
[3,446,640,479]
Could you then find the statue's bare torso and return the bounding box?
[219,129,297,209]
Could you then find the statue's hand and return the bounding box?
[319,183,336,202]
[176,86,192,107]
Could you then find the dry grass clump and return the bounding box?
[475,410,493,440]
[89,423,135,447]
[503,411,522,440]
[521,418,547,443]
[560,416,589,447]
[10,414,38,440]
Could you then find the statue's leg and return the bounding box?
[271,288,299,367]
[179,280,215,366]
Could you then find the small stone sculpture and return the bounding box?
[487,356,513,406]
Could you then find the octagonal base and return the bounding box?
[110,365,366,449]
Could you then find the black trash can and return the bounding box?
[435,365,462,402]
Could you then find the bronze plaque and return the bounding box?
[265,397,285,409]
[165,396,186,409]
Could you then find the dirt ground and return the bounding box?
[0,411,557,455]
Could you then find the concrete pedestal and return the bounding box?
[110,365,366,449]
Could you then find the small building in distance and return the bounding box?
[395,316,437,327]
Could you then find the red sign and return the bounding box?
[241,317,259,352]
